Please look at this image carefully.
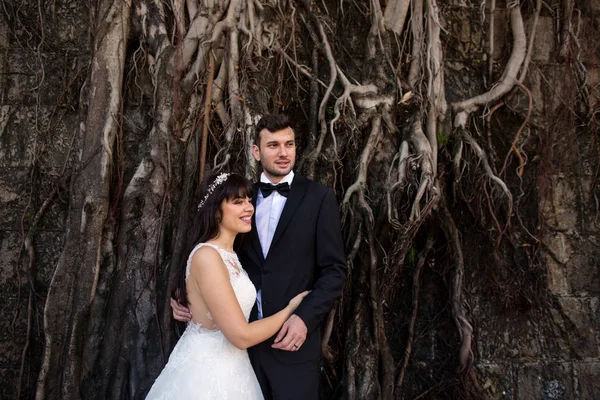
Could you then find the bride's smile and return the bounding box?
[219,196,254,235]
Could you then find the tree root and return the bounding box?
[435,198,474,373]
[425,0,447,172]
[453,139,464,184]
[488,0,496,84]
[518,0,541,83]
[302,8,338,178]
[199,52,215,181]
[395,232,434,395]
[407,117,436,221]
[408,0,424,89]
[383,0,411,35]
[453,1,526,127]
[204,0,240,46]
[387,141,410,228]
[17,186,55,399]
[17,292,33,400]
[461,128,513,218]
[36,1,131,396]
[276,45,328,89]
[321,305,337,362]
[500,80,532,177]
[342,115,383,225]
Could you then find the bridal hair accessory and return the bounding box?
[198,173,230,210]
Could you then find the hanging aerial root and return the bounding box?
[461,129,513,218]
[275,45,328,89]
[342,115,383,225]
[199,52,215,181]
[321,305,337,362]
[425,0,447,172]
[453,1,526,127]
[211,42,230,127]
[488,0,496,83]
[366,224,394,400]
[36,0,131,396]
[204,0,241,45]
[435,198,476,380]
[387,141,410,228]
[395,232,434,394]
[18,190,57,398]
[180,2,228,90]
[408,0,424,89]
[211,13,244,171]
[302,6,337,178]
[500,80,532,177]
[518,0,541,83]
[407,118,436,221]
[453,139,464,184]
[383,0,410,35]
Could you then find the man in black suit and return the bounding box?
[172,114,347,399]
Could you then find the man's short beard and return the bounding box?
[263,163,293,177]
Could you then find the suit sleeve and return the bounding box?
[294,189,347,333]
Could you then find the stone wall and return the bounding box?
[0,2,89,398]
[0,1,599,399]
[466,2,600,399]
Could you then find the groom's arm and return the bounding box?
[294,188,347,333]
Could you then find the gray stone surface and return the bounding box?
[1,1,600,399]
[479,362,514,398]
[469,4,600,399]
[552,296,599,359]
[516,362,574,399]
[530,16,555,63]
[575,362,600,399]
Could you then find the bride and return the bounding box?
[146,172,308,400]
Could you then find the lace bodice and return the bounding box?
[185,242,243,280]
[185,242,257,325]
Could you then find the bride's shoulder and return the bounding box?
[188,244,226,276]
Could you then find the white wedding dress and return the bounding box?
[146,243,264,400]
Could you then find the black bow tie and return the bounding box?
[260,182,290,198]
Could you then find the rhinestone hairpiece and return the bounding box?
[197,173,230,210]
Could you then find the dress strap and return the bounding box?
[185,242,242,281]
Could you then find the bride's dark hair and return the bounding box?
[173,172,253,306]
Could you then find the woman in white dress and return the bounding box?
[146,173,307,400]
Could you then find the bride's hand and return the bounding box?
[288,291,310,310]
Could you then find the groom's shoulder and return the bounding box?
[295,174,334,196]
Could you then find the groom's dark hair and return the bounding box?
[254,114,293,145]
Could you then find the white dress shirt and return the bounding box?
[255,170,295,318]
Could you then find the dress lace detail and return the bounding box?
[146,243,262,400]
[185,242,243,281]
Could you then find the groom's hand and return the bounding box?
[272,314,307,351]
[170,298,192,322]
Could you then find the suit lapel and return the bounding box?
[250,182,264,262]
[269,175,308,251]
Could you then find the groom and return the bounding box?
[172,114,347,399]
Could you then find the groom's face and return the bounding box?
[252,127,296,183]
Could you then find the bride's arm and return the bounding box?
[189,247,303,350]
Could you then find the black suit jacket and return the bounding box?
[238,174,347,364]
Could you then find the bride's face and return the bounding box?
[218,196,254,234]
